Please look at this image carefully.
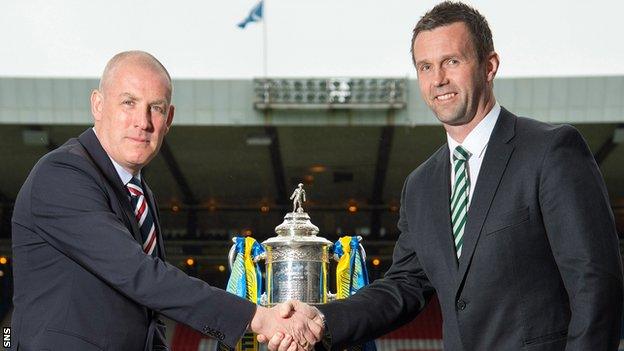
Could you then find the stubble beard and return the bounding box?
[431,76,486,128]
[430,94,471,127]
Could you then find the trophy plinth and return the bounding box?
[262,185,332,305]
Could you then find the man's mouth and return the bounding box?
[435,93,457,101]
[128,136,150,143]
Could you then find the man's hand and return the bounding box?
[256,300,325,351]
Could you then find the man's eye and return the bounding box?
[447,59,459,65]
[123,100,135,106]
[420,64,431,72]
[152,105,164,113]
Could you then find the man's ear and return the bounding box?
[165,104,175,133]
[91,90,104,122]
[485,51,500,83]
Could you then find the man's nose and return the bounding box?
[134,107,152,130]
[433,67,449,87]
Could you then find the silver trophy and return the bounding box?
[262,184,333,305]
[228,184,367,306]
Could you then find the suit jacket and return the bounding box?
[318,108,623,350]
[11,129,256,350]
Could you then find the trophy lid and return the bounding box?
[274,211,319,236]
[263,184,331,246]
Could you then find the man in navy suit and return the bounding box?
[11,51,322,350]
[263,2,623,350]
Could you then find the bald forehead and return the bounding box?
[99,51,172,100]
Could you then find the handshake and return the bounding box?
[250,300,325,351]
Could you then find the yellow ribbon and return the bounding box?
[335,236,353,299]
[220,237,264,351]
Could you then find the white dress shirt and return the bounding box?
[447,102,501,209]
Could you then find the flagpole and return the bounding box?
[262,0,268,77]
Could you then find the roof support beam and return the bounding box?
[265,126,288,205]
[160,139,198,236]
[594,124,623,165]
[594,136,616,166]
[370,126,394,237]
[0,190,12,238]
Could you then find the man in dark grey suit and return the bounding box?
[262,2,623,350]
[11,51,322,350]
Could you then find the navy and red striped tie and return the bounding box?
[127,177,158,256]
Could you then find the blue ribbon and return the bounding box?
[333,236,377,351]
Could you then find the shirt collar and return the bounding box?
[447,102,501,159]
[92,127,141,186]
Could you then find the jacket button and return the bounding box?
[456,299,467,310]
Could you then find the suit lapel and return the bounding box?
[77,129,143,244]
[143,181,166,260]
[428,146,459,275]
[454,108,516,293]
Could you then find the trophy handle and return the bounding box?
[327,236,367,302]
[229,238,267,267]
[227,238,237,270]
[254,250,266,263]
[358,237,367,262]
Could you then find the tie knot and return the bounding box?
[127,177,143,197]
[453,145,470,162]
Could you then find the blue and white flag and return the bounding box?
[238,1,263,29]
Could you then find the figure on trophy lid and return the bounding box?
[290,183,306,213]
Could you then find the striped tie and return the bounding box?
[450,146,470,258]
[127,177,158,256]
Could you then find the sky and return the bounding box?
[1,0,622,79]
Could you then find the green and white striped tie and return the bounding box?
[450,145,470,258]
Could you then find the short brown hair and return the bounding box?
[410,1,494,66]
